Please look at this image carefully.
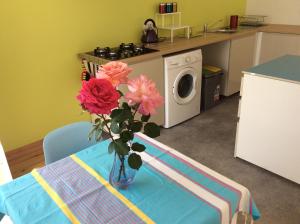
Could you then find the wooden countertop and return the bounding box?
[79,24,300,65]
[259,24,300,35]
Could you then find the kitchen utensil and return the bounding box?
[159,3,165,14]
[239,15,267,26]
[89,62,94,76]
[83,59,90,74]
[141,19,158,43]
[81,59,90,81]
[172,2,177,12]
[230,15,238,29]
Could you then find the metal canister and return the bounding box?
[172,2,177,12]
[159,3,165,14]
[166,3,173,13]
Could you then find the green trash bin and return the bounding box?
[201,65,223,111]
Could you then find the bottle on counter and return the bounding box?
[172,2,177,12]
[159,3,165,14]
[158,2,177,14]
[166,3,173,13]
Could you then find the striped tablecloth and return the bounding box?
[0,133,260,224]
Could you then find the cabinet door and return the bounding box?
[259,33,300,64]
[118,57,165,126]
[235,74,300,184]
[226,35,256,96]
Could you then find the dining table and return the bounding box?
[0,133,260,224]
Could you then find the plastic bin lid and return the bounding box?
[203,65,222,73]
[202,65,223,78]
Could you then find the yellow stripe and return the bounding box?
[31,169,81,224]
[70,154,155,224]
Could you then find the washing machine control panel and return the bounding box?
[165,49,202,69]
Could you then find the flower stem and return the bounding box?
[133,105,139,117]
[99,114,126,183]
[118,155,126,182]
[99,114,115,142]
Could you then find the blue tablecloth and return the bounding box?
[0,133,260,224]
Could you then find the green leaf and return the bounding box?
[131,142,146,152]
[144,122,160,138]
[141,114,151,122]
[111,109,123,119]
[110,121,121,134]
[88,125,97,141]
[128,153,143,170]
[119,121,127,129]
[108,141,115,154]
[111,109,133,123]
[115,139,130,156]
[117,90,124,96]
[129,121,143,132]
[94,118,101,124]
[122,102,130,110]
[120,130,134,142]
[95,129,103,141]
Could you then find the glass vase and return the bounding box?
[109,153,136,189]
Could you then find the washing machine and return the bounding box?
[164,49,202,128]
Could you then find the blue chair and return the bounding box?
[43,121,99,165]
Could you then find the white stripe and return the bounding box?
[136,132,252,213]
[141,152,230,224]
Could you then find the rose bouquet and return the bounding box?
[77,61,163,188]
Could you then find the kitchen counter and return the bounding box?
[79,24,300,65]
[259,24,300,35]
[245,55,300,84]
[235,55,300,184]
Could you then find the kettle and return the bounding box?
[141,19,158,43]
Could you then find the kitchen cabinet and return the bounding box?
[202,34,256,96]
[201,41,230,95]
[258,32,300,64]
[235,55,300,184]
[226,34,256,96]
[118,57,165,126]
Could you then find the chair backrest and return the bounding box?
[0,142,12,185]
[43,121,97,165]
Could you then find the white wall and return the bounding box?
[246,0,300,25]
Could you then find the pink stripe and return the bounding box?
[144,157,223,223]
[136,134,243,210]
[146,152,232,223]
[147,153,232,222]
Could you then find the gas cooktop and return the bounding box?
[90,43,158,61]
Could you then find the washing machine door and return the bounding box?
[173,67,198,105]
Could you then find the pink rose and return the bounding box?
[125,75,163,115]
[77,78,120,114]
[96,61,133,87]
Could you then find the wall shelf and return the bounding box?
[155,12,190,42]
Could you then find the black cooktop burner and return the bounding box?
[92,43,158,60]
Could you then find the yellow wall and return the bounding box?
[0,0,246,151]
